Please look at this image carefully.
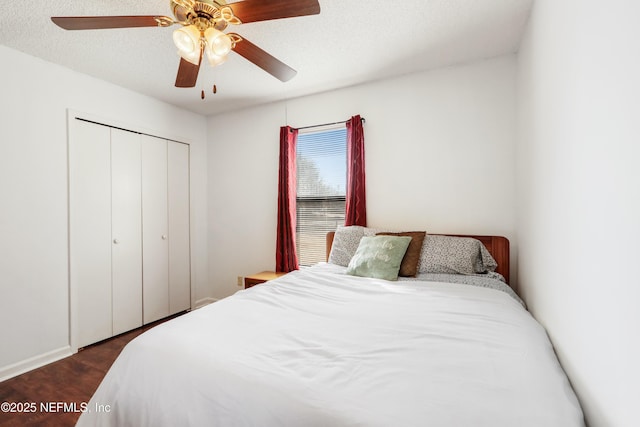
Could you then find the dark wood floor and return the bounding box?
[0,315,181,427]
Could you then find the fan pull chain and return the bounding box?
[200,84,218,100]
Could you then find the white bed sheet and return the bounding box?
[77,264,584,426]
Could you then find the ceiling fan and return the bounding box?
[51,0,321,88]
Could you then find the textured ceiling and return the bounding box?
[0,0,533,116]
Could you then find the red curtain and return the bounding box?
[276,126,299,272]
[345,115,367,226]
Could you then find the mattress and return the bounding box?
[76,263,584,426]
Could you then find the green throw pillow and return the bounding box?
[346,235,412,281]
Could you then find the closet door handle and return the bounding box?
[113,239,120,244]
[161,235,168,240]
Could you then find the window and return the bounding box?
[296,127,347,266]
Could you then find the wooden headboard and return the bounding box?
[326,232,510,285]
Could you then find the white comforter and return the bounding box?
[77,264,584,426]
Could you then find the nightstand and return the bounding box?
[244,271,287,289]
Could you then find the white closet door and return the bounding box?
[111,129,143,335]
[141,135,169,324]
[69,120,112,347]
[168,141,191,314]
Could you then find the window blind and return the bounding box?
[296,128,347,266]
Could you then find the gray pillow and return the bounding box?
[417,235,497,275]
[328,226,367,266]
[477,243,498,273]
[346,235,412,281]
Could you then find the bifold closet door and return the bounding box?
[141,135,169,324]
[110,129,143,335]
[69,120,112,348]
[71,121,191,345]
[168,141,191,314]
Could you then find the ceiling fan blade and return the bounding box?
[231,36,297,82]
[175,56,202,88]
[51,16,170,30]
[228,0,320,24]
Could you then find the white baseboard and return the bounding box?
[0,346,73,383]
[0,300,222,382]
[194,297,219,309]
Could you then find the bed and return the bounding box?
[76,227,584,426]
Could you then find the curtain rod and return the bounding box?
[293,117,365,131]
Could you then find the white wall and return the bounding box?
[517,1,640,425]
[208,56,517,299]
[0,46,208,379]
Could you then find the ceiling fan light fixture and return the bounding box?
[177,48,201,65]
[50,0,322,88]
[206,51,227,67]
[219,6,241,25]
[173,0,196,10]
[173,24,201,56]
[204,27,232,57]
